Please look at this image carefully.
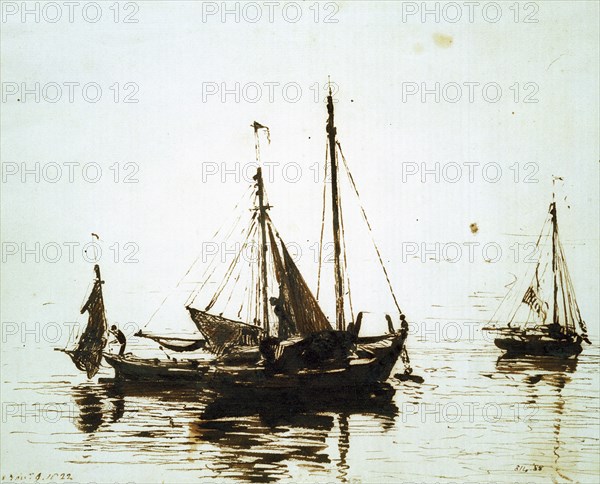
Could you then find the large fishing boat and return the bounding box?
[486,181,591,358]
[62,85,411,386]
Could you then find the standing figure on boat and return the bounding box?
[109,325,127,356]
[270,285,296,340]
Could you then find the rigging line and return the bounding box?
[558,262,572,333]
[506,266,539,327]
[525,216,551,289]
[206,217,257,311]
[211,183,255,239]
[499,211,553,326]
[255,217,264,326]
[186,188,255,307]
[558,240,579,333]
[561,241,582,321]
[224,222,259,314]
[335,149,354,321]
[534,215,550,248]
[149,275,196,328]
[316,142,329,300]
[563,251,588,336]
[554,225,574,333]
[489,288,515,326]
[491,264,533,326]
[564,250,581,327]
[506,295,520,327]
[212,215,257,306]
[223,190,257,243]
[149,248,217,327]
[266,245,278,324]
[253,218,261,326]
[250,223,259,324]
[237,258,252,322]
[237,233,256,319]
[337,141,403,315]
[187,211,257,308]
[223,226,256,315]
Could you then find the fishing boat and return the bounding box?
[58,264,214,381]
[190,86,410,388]
[63,85,411,385]
[487,181,591,358]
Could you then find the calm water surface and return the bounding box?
[2,328,599,483]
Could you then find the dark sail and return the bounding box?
[268,225,298,340]
[268,224,332,336]
[67,265,108,378]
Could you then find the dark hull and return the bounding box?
[494,337,582,358]
[209,333,406,390]
[103,353,213,381]
[102,332,406,388]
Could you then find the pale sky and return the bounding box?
[2,1,599,341]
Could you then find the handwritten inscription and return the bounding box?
[1,473,73,482]
[515,464,543,472]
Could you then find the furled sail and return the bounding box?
[66,265,108,378]
[268,224,333,337]
[134,331,206,352]
[186,307,262,355]
[551,215,591,342]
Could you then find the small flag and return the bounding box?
[522,286,548,323]
[252,121,271,144]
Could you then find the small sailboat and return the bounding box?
[57,264,108,378]
[488,182,591,358]
[59,264,213,381]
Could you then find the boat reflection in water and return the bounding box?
[494,354,577,479]
[69,380,398,482]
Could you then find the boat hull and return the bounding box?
[103,353,213,381]
[209,332,406,390]
[494,337,582,358]
[102,332,406,388]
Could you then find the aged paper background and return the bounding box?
[1,1,598,483]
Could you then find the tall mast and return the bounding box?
[326,83,345,331]
[551,182,559,329]
[252,123,272,334]
[254,165,270,335]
